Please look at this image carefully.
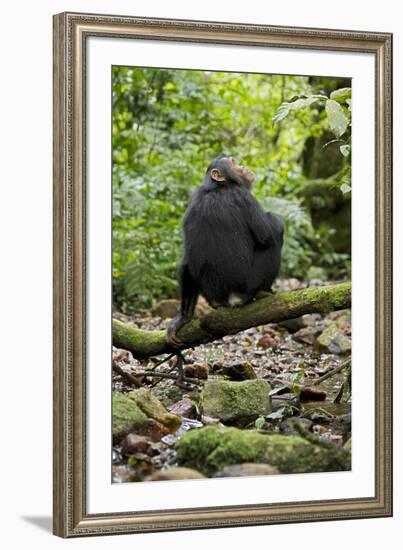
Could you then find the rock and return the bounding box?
[152,299,179,319]
[175,425,351,476]
[293,326,318,345]
[201,415,222,425]
[169,397,197,418]
[112,392,149,443]
[152,384,183,408]
[194,296,213,317]
[183,362,209,380]
[214,463,279,478]
[152,297,212,319]
[112,464,136,483]
[271,392,300,411]
[112,347,133,366]
[121,434,153,456]
[256,335,277,349]
[201,379,272,425]
[344,438,352,451]
[319,434,344,446]
[129,388,182,432]
[329,413,352,437]
[316,323,352,354]
[300,386,327,401]
[221,360,257,380]
[303,408,333,423]
[145,467,205,481]
[145,419,171,441]
[280,417,313,435]
[278,317,305,333]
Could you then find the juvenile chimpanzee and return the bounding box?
[166,155,284,347]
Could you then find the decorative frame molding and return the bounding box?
[53,12,392,537]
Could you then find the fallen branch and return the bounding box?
[312,357,351,386]
[113,282,351,360]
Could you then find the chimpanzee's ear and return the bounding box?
[210,168,226,183]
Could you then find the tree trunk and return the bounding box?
[113,282,351,359]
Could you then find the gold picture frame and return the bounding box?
[53,11,393,537]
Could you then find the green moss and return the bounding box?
[129,387,181,432]
[175,426,351,476]
[113,284,351,359]
[112,392,149,443]
[201,379,271,424]
[112,319,166,359]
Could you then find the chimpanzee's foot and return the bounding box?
[166,315,191,348]
[166,326,182,348]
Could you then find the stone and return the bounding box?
[176,425,351,476]
[112,464,136,483]
[293,326,318,345]
[129,387,181,432]
[316,323,352,354]
[201,379,271,425]
[256,335,277,349]
[300,386,327,401]
[144,419,171,441]
[344,438,352,452]
[152,299,179,319]
[152,384,183,408]
[145,467,205,481]
[214,463,279,478]
[152,297,212,319]
[271,392,300,411]
[221,360,257,380]
[169,397,197,418]
[279,417,313,435]
[183,362,209,380]
[112,392,149,443]
[121,434,153,456]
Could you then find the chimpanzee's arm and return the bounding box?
[166,264,199,347]
[246,197,276,248]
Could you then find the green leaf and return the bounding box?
[326,99,349,138]
[267,408,287,420]
[255,416,266,430]
[273,95,324,124]
[292,385,302,396]
[340,144,350,157]
[340,183,352,194]
[330,87,352,104]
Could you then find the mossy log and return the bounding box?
[113,282,351,360]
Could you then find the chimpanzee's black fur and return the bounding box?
[166,156,284,345]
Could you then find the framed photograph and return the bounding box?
[53,12,392,537]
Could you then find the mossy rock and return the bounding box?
[152,384,183,408]
[316,323,351,354]
[145,467,205,481]
[201,379,271,425]
[129,387,181,432]
[175,425,351,476]
[112,392,149,443]
[221,361,257,381]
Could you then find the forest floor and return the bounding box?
[112,278,352,483]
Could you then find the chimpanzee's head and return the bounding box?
[204,155,255,189]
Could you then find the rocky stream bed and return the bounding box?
[112,279,352,483]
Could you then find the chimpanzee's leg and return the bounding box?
[166,264,199,347]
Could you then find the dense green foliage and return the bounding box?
[112,67,351,312]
